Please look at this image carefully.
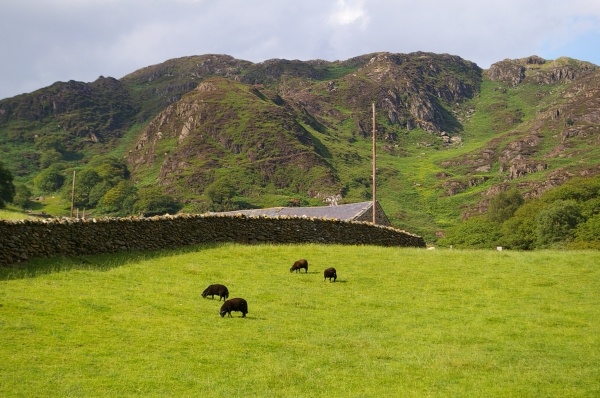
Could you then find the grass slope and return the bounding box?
[1,244,599,397]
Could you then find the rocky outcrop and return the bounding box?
[498,134,547,179]
[487,56,597,86]
[358,52,481,133]
[487,60,526,86]
[241,58,327,84]
[0,77,136,142]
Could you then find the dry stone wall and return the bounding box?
[0,214,426,266]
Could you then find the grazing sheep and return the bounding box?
[323,267,337,282]
[202,284,229,301]
[220,298,248,318]
[290,259,309,273]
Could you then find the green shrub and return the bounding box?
[0,161,15,208]
[535,199,583,247]
[11,184,32,209]
[439,216,501,248]
[33,165,65,193]
[487,188,524,223]
[133,186,182,216]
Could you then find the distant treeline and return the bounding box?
[440,175,600,249]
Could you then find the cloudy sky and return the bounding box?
[1,0,599,100]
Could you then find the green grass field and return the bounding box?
[0,207,36,220]
[1,244,599,397]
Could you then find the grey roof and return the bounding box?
[216,201,374,221]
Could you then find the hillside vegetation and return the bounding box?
[1,244,599,397]
[1,52,599,245]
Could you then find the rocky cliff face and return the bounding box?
[0,76,136,144]
[127,77,341,198]
[335,52,481,134]
[441,57,600,218]
[487,55,596,86]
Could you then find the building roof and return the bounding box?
[215,201,389,224]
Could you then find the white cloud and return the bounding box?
[1,0,600,99]
[329,0,368,27]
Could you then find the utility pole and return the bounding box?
[372,102,376,224]
[70,170,76,218]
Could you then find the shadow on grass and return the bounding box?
[0,243,222,280]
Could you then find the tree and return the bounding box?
[535,200,584,247]
[487,188,524,223]
[500,205,538,250]
[133,187,182,217]
[39,149,64,169]
[12,184,32,209]
[205,179,237,211]
[97,181,138,215]
[540,176,600,203]
[34,134,66,152]
[439,216,502,249]
[68,169,101,207]
[87,156,130,182]
[580,197,600,219]
[33,165,65,193]
[88,181,113,208]
[0,162,16,208]
[574,213,600,241]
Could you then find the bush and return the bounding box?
[205,179,237,211]
[133,187,182,216]
[573,213,600,244]
[498,201,541,250]
[39,149,64,169]
[33,166,66,193]
[0,162,16,208]
[487,188,524,223]
[66,169,102,208]
[12,184,32,209]
[439,216,501,249]
[97,181,138,215]
[87,156,130,182]
[535,200,583,247]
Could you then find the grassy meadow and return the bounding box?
[1,244,599,397]
[0,207,36,221]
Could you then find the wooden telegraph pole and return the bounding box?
[372,102,376,224]
[70,170,76,218]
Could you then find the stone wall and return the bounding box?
[0,214,426,266]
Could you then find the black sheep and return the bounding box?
[202,284,229,301]
[290,259,309,273]
[220,298,248,318]
[323,267,337,282]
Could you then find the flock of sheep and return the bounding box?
[201,259,338,318]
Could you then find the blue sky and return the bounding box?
[1,0,599,100]
[542,30,600,62]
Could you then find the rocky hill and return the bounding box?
[0,52,598,241]
[440,56,600,218]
